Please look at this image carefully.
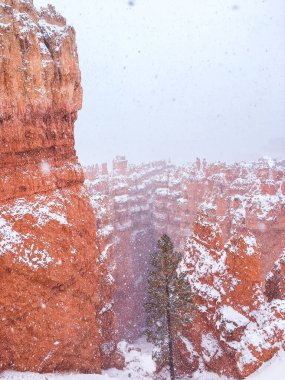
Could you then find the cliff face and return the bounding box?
[180,214,285,378]
[89,178,124,370]
[85,157,285,377]
[0,0,105,373]
[0,0,83,202]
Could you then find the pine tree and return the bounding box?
[144,234,194,380]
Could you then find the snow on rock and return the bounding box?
[201,333,223,363]
[1,344,285,379]
[219,306,250,333]
[180,212,285,378]
[98,225,114,238]
[0,0,117,374]
[0,190,73,268]
[104,338,156,379]
[0,373,115,380]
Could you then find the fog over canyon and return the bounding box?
[34,0,285,165]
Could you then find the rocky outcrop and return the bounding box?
[0,0,83,202]
[0,0,114,373]
[266,250,285,302]
[88,174,124,370]
[179,213,285,378]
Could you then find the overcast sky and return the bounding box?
[34,0,285,165]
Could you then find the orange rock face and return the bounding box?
[180,215,285,378]
[0,0,115,373]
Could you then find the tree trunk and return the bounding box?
[166,284,175,380]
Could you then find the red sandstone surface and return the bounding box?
[0,0,118,373]
[84,156,285,378]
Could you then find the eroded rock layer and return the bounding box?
[0,0,113,373]
[85,156,285,378]
[179,214,285,378]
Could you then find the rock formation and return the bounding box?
[179,213,285,378]
[0,0,117,373]
[266,250,285,302]
[85,156,285,377]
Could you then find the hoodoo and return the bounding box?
[0,0,113,373]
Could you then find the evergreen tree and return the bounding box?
[144,234,194,380]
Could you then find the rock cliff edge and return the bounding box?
[0,0,104,373]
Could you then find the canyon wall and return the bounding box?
[0,0,117,373]
[3,1,283,377]
[85,156,285,377]
[178,212,285,378]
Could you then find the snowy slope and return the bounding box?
[1,346,284,379]
[0,339,155,380]
[0,374,111,380]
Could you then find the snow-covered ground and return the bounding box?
[105,338,155,379]
[0,339,155,380]
[0,374,107,380]
[247,349,285,379]
[0,343,284,380]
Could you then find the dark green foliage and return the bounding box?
[144,234,194,380]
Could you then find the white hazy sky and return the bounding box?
[33,0,285,165]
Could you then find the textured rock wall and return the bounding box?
[265,250,285,302]
[88,174,123,370]
[180,214,285,378]
[0,0,83,202]
[0,0,114,373]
